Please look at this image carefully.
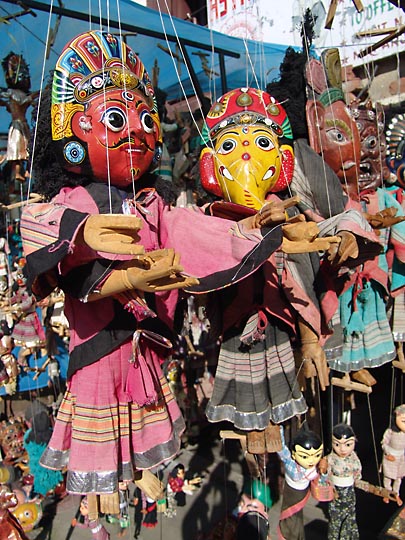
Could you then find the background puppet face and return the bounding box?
[71,87,159,186]
[200,87,294,209]
[319,100,361,194]
[51,31,161,184]
[355,103,389,192]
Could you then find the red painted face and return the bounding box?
[72,88,159,187]
[356,107,389,192]
[320,100,361,199]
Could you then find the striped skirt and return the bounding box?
[40,339,185,494]
[205,317,307,430]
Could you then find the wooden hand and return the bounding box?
[365,207,405,229]
[83,214,145,255]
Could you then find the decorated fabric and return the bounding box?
[21,182,282,494]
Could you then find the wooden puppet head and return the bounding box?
[51,31,162,186]
[305,49,361,201]
[200,88,294,210]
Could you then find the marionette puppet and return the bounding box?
[385,114,405,368]
[0,52,38,183]
[71,496,110,540]
[326,423,362,540]
[381,404,405,505]
[165,462,201,516]
[277,425,325,540]
[304,50,402,388]
[19,30,286,508]
[199,87,382,444]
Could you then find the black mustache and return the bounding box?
[109,136,153,152]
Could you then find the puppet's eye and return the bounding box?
[140,111,154,133]
[218,139,236,154]
[365,135,377,150]
[326,128,347,144]
[255,136,275,151]
[102,108,127,131]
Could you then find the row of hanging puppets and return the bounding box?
[0,15,405,539]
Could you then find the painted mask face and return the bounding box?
[51,31,161,184]
[355,104,389,192]
[319,100,361,199]
[71,88,159,186]
[200,88,294,209]
[11,501,42,531]
[0,418,26,462]
[332,435,355,458]
[386,114,405,188]
[210,124,289,209]
[292,443,323,469]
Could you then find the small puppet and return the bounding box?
[0,52,38,183]
[326,423,362,540]
[165,463,201,516]
[381,404,405,505]
[277,425,325,540]
[23,409,64,498]
[71,496,110,540]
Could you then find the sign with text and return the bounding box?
[207,0,404,66]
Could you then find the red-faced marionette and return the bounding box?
[51,31,162,185]
[353,100,390,193]
[199,87,295,210]
[305,49,361,201]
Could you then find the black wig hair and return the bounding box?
[169,463,185,478]
[292,429,322,451]
[332,423,356,440]
[266,9,317,140]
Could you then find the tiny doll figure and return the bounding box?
[142,495,158,529]
[71,496,110,540]
[326,423,362,540]
[0,52,38,183]
[165,463,201,518]
[381,404,405,505]
[132,486,143,539]
[277,426,325,540]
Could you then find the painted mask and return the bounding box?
[51,31,161,186]
[11,501,42,532]
[200,88,294,210]
[0,418,26,462]
[306,49,361,201]
[386,114,405,188]
[353,101,389,192]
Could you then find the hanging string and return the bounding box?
[115,0,138,205]
[299,8,334,219]
[367,393,382,486]
[27,0,56,200]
